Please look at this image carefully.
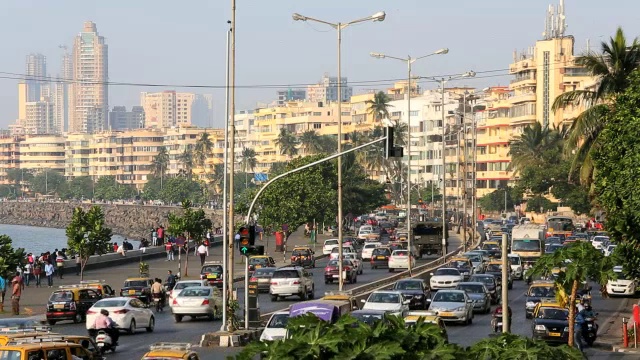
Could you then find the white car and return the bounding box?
[270,266,315,301]
[591,236,609,250]
[606,266,638,297]
[507,254,523,279]
[343,253,363,275]
[260,311,289,341]
[429,268,464,290]
[360,290,410,317]
[361,242,381,261]
[388,249,415,272]
[426,289,474,324]
[359,225,373,234]
[329,246,356,261]
[86,297,155,334]
[604,244,617,257]
[323,239,339,255]
[168,279,209,306]
[171,286,223,322]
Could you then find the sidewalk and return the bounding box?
[0,227,323,318]
[596,297,640,354]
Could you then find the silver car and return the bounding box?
[456,282,491,314]
[426,289,474,325]
[171,286,222,322]
[251,268,276,292]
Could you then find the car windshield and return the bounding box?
[482,243,499,250]
[372,249,390,256]
[272,270,300,278]
[457,284,484,293]
[393,250,409,257]
[325,240,339,246]
[368,293,400,303]
[249,258,268,264]
[508,257,521,265]
[174,282,203,290]
[292,250,310,256]
[180,288,211,297]
[394,281,422,290]
[471,276,494,286]
[433,292,465,303]
[614,272,630,281]
[124,280,149,288]
[512,240,540,251]
[254,268,276,277]
[94,299,128,308]
[486,264,502,272]
[529,286,555,297]
[450,261,469,268]
[593,236,609,243]
[435,268,460,276]
[353,313,384,325]
[267,313,289,328]
[327,260,352,267]
[49,291,74,302]
[202,265,223,273]
[539,308,569,320]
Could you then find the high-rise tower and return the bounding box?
[68,21,108,133]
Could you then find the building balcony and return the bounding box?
[509,92,536,104]
[509,76,536,88]
[476,170,513,180]
[476,153,510,162]
[509,113,537,125]
[477,136,510,146]
[480,117,511,128]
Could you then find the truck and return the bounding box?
[510,224,544,267]
[413,222,447,257]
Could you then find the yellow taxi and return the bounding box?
[322,291,359,311]
[248,255,276,272]
[403,311,448,342]
[0,340,97,359]
[46,286,102,325]
[0,332,101,358]
[120,276,155,304]
[531,302,570,344]
[525,281,558,318]
[78,280,117,298]
[481,241,501,258]
[141,342,200,360]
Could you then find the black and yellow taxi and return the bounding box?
[0,340,98,360]
[248,255,276,272]
[120,276,155,304]
[0,332,101,358]
[481,241,501,258]
[524,281,557,318]
[79,280,116,298]
[140,342,200,360]
[290,246,315,268]
[403,311,448,342]
[46,286,102,325]
[531,302,570,344]
[322,290,360,311]
[200,261,224,287]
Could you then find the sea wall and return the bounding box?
[0,201,224,240]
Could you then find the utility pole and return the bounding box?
[462,91,468,252]
[226,0,237,329]
[220,20,232,332]
[501,232,510,333]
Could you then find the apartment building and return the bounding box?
[19,135,66,174]
[65,133,93,178]
[306,74,353,104]
[162,127,225,181]
[21,100,55,134]
[0,136,21,185]
[140,91,198,128]
[109,106,145,130]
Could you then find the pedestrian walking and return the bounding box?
[56,251,65,279]
[196,242,209,266]
[152,228,158,247]
[157,226,165,246]
[165,242,174,261]
[75,256,81,276]
[23,262,32,286]
[33,262,42,287]
[11,274,23,315]
[45,262,54,287]
[0,275,6,313]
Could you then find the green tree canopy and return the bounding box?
[65,206,113,280]
[93,176,137,201]
[478,187,520,213]
[30,170,67,196]
[167,200,212,277]
[0,235,26,278]
[160,176,206,205]
[60,176,94,200]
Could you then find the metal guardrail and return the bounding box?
[259,238,478,322]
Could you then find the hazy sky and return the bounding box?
[1,0,638,128]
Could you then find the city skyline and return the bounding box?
[0,0,639,129]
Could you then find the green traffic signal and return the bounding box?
[241,245,265,257]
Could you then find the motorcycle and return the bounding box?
[581,315,599,346]
[491,314,503,333]
[94,327,118,354]
[153,293,164,312]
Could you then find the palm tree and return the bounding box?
[318,135,338,154]
[239,147,257,189]
[152,146,170,188]
[508,123,561,171]
[553,27,640,185]
[274,128,299,158]
[177,147,194,178]
[366,91,393,121]
[299,130,322,154]
[194,132,214,176]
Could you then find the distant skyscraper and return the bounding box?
[306,73,353,104]
[25,53,47,102]
[53,49,72,132]
[68,21,108,133]
[276,89,306,106]
[109,106,145,130]
[140,91,196,128]
[191,94,214,127]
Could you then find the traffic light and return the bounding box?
[418,198,423,205]
[249,225,256,246]
[239,226,250,253]
[385,126,394,159]
[241,245,264,257]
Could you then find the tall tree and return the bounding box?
[528,242,614,347]
[508,123,559,171]
[194,133,214,174]
[94,176,136,201]
[318,135,337,154]
[366,91,393,121]
[0,235,26,280]
[239,148,258,189]
[167,200,212,277]
[66,206,113,280]
[299,130,322,154]
[30,170,66,196]
[61,176,94,200]
[6,168,33,197]
[178,147,195,178]
[274,128,299,158]
[152,146,170,187]
[553,27,640,185]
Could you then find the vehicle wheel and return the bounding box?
[300,289,307,301]
[146,317,155,332]
[325,279,330,284]
[468,313,473,325]
[47,320,56,326]
[309,286,315,299]
[174,314,183,322]
[73,313,83,324]
[271,295,278,302]
[208,313,215,321]
[128,319,136,334]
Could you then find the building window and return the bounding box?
[409,110,418,116]
[313,112,321,116]
[543,51,550,127]
[391,111,402,117]
[313,123,322,129]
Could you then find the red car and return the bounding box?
[324,259,358,284]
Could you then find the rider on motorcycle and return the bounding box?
[151,278,164,307]
[492,306,512,331]
[92,309,119,346]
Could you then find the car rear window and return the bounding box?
[174,282,203,290]
[202,265,223,273]
[272,270,300,278]
[124,280,149,288]
[94,299,128,308]
[49,291,74,302]
[180,288,211,297]
[372,248,390,256]
[325,240,339,246]
[254,268,276,276]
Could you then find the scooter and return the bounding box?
[95,328,118,354]
[582,315,598,346]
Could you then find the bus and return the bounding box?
[545,216,574,238]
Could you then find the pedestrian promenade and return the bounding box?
[0,228,325,317]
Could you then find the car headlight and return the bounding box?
[564,327,570,332]
[454,306,466,311]
[534,325,546,331]
[525,301,536,309]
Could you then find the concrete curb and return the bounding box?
[611,346,640,353]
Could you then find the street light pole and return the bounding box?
[227,0,237,329]
[370,48,448,275]
[220,20,232,332]
[294,11,386,291]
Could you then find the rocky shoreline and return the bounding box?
[0,201,223,241]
